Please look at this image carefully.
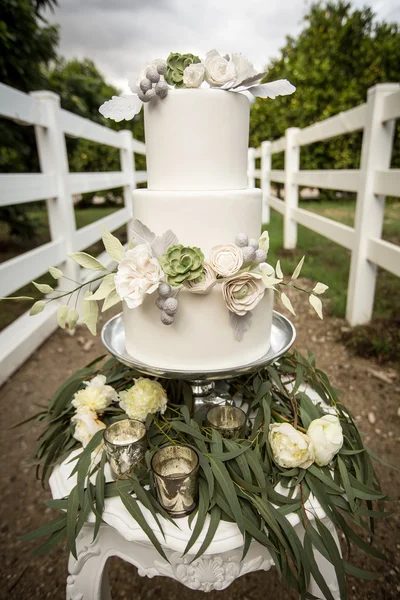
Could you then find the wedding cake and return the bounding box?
[99,51,297,371]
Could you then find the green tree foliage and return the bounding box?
[250,1,400,173]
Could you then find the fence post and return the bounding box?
[346,84,398,325]
[31,91,79,282]
[119,129,135,240]
[261,141,271,223]
[247,147,256,188]
[283,127,300,249]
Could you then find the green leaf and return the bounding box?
[117,484,168,561]
[0,295,34,301]
[170,420,209,441]
[68,252,107,271]
[33,281,54,294]
[66,485,80,559]
[68,308,80,329]
[102,289,121,312]
[32,526,67,557]
[304,529,335,600]
[49,266,64,279]
[338,456,356,511]
[347,473,386,500]
[343,562,382,580]
[129,476,165,538]
[316,520,347,599]
[57,304,69,329]
[86,274,116,301]
[206,442,251,462]
[102,227,125,262]
[291,256,305,280]
[30,300,46,315]
[82,291,99,335]
[307,465,344,494]
[183,479,209,555]
[192,505,221,561]
[19,513,67,541]
[209,457,244,534]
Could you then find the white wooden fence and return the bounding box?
[248,83,400,327]
[0,83,147,385]
[0,82,399,385]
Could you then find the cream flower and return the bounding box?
[307,415,343,466]
[230,53,257,87]
[183,63,206,88]
[119,378,168,421]
[71,375,118,413]
[209,244,243,277]
[115,244,164,309]
[204,50,236,87]
[184,262,217,294]
[222,272,265,316]
[269,423,314,469]
[71,406,106,448]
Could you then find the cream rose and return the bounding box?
[204,50,236,87]
[307,415,343,466]
[183,63,205,88]
[222,272,265,316]
[71,406,106,448]
[119,378,168,421]
[114,244,164,309]
[72,375,118,413]
[210,244,243,277]
[184,262,217,294]
[269,423,314,469]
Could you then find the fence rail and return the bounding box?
[249,83,400,326]
[0,82,399,385]
[0,84,147,385]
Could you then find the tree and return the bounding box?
[250,1,400,175]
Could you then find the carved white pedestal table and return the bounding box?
[49,445,341,600]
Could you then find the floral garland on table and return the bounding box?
[3,220,328,341]
[98,50,296,122]
[20,352,391,600]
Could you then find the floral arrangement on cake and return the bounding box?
[4,220,328,340]
[99,50,296,122]
[20,353,390,599]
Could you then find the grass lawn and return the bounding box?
[1,200,399,331]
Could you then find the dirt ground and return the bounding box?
[0,289,399,600]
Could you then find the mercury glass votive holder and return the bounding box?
[206,405,246,439]
[151,445,199,518]
[103,419,147,479]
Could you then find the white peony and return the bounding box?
[307,415,343,466]
[71,406,106,448]
[209,244,243,277]
[204,50,236,87]
[71,375,118,413]
[269,423,314,469]
[114,244,164,309]
[119,378,168,421]
[183,63,206,88]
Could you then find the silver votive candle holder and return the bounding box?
[151,445,199,518]
[206,405,246,439]
[103,419,147,479]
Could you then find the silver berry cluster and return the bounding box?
[235,233,266,264]
[156,283,178,325]
[138,62,168,103]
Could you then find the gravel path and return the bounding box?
[0,290,399,600]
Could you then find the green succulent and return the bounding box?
[159,244,205,286]
[164,52,201,88]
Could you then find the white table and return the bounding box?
[50,435,341,598]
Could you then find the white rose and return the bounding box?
[307,415,343,466]
[222,271,265,316]
[204,50,236,87]
[183,63,205,88]
[72,375,118,413]
[71,406,106,448]
[269,423,314,469]
[119,378,168,421]
[115,244,164,309]
[209,244,243,277]
[184,262,217,294]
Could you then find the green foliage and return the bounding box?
[21,352,391,597]
[250,1,400,171]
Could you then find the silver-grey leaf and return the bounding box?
[233,70,268,89]
[151,230,179,258]
[229,311,253,341]
[130,219,156,246]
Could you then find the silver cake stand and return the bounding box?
[101,312,296,410]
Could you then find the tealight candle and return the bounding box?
[104,419,147,479]
[151,445,199,517]
[206,405,246,439]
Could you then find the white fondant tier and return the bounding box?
[144,89,250,191]
[123,285,274,371]
[132,188,263,255]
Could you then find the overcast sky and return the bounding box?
[45,0,400,93]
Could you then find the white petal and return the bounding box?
[309,294,323,319]
[292,256,305,280]
[280,292,296,315]
[99,95,143,122]
[313,282,329,295]
[276,260,283,279]
[247,79,296,99]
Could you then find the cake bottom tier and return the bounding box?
[123,285,274,371]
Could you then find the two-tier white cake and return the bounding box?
[123,89,274,370]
